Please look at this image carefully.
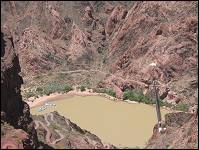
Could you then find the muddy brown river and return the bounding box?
[30,95,169,148]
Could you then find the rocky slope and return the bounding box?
[32,111,116,149]
[1,27,38,148]
[146,112,198,149]
[1,1,197,108]
[1,27,116,149]
[1,1,198,149]
[104,1,198,107]
[1,1,134,76]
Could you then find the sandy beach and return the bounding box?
[26,89,173,113]
[26,89,99,108]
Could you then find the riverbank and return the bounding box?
[30,95,170,148]
[27,88,120,108]
[27,90,95,108]
[26,88,173,113]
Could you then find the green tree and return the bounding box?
[80,86,86,91]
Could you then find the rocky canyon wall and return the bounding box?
[1,27,38,149]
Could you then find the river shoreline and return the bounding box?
[26,90,98,108]
[26,89,173,112]
[30,94,170,148]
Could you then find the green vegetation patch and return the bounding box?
[24,82,73,98]
[123,90,154,104]
[80,85,86,92]
[41,82,73,96]
[95,88,116,97]
[174,103,189,112]
[123,90,189,111]
[159,100,173,108]
[57,73,67,80]
[24,90,36,98]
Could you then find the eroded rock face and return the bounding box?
[145,112,198,149]
[105,5,126,36]
[1,124,29,149]
[106,1,198,105]
[32,111,116,149]
[1,2,197,105]
[1,28,38,149]
[1,1,136,76]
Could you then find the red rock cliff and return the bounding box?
[1,27,39,149]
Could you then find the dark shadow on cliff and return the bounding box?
[1,32,6,57]
[1,30,39,148]
[39,141,54,149]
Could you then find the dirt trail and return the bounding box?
[34,120,52,144]
[42,112,65,144]
[48,112,69,132]
[34,116,65,145]
[49,113,54,122]
[23,69,106,80]
[52,130,65,144]
[44,114,50,126]
[48,113,65,144]
[24,69,151,89]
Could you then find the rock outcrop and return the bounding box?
[32,111,116,149]
[1,124,29,149]
[5,1,197,108]
[105,5,127,36]
[145,112,198,149]
[1,27,116,149]
[106,1,198,106]
[1,2,197,106]
[1,27,39,148]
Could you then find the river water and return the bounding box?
[30,95,169,148]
